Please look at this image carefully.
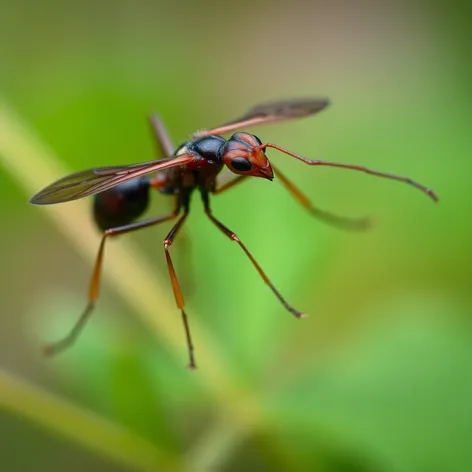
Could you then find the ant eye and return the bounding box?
[231,157,252,172]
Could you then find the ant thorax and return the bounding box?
[182,135,226,165]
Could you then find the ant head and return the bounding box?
[221,133,273,180]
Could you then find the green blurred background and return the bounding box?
[1,1,471,471]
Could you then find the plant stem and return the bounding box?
[0,369,180,472]
[0,100,262,471]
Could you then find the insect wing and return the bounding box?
[194,98,330,137]
[30,154,195,205]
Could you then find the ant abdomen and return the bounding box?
[93,177,150,231]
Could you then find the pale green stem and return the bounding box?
[0,101,262,471]
[186,419,248,472]
[0,369,181,472]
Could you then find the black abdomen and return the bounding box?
[93,177,150,231]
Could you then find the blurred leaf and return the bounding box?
[265,297,472,472]
[34,294,209,436]
[109,341,183,454]
[0,370,179,472]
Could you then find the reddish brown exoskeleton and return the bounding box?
[30,98,438,368]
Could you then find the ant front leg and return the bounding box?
[43,212,179,356]
[271,164,371,231]
[214,168,368,230]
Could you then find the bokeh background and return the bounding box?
[1,1,471,471]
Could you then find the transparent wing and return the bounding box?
[194,98,330,137]
[29,154,195,205]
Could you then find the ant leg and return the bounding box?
[148,114,175,157]
[163,212,196,369]
[43,212,178,356]
[204,204,304,319]
[271,164,370,231]
[214,173,248,194]
[213,169,368,230]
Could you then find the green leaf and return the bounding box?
[265,298,472,472]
